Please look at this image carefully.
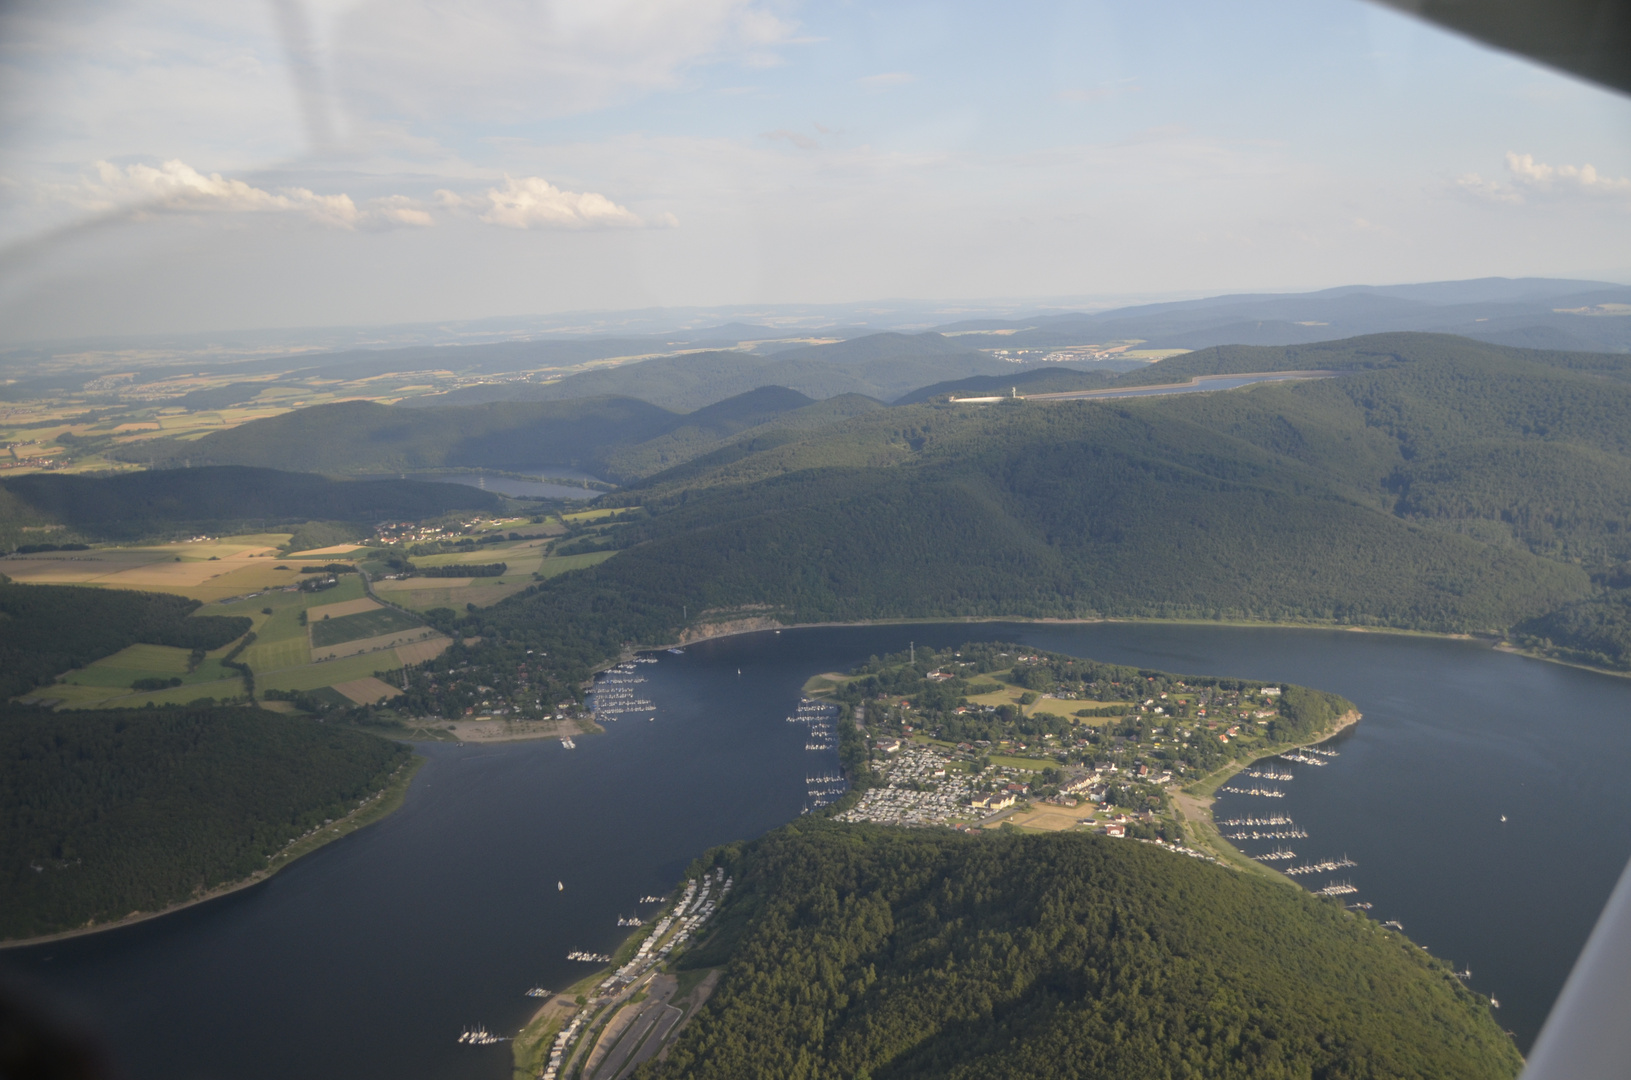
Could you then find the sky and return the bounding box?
[0,0,1628,343]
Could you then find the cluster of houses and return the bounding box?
[835,744,979,826]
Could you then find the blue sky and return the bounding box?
[0,0,1628,342]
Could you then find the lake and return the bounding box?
[8,622,1631,1076]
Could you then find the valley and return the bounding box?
[6,287,1631,1078]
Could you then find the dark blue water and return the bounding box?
[8,622,1631,1075]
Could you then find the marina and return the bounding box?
[538,869,734,1080]
[458,1025,508,1046]
[589,663,658,720]
[1283,856,1359,877]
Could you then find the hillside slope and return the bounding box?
[111,387,889,484]
[654,824,1520,1080]
[392,334,1631,721]
[1,466,500,542]
[119,397,680,474]
[0,705,411,940]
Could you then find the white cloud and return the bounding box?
[760,128,821,150]
[858,72,914,90]
[61,159,432,229]
[1457,151,1631,205]
[469,175,651,229]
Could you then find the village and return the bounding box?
[822,642,1310,845]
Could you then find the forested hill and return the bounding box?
[109,388,872,482]
[1111,330,1631,388]
[0,705,412,941]
[651,824,1520,1080]
[390,333,1631,721]
[1,466,499,543]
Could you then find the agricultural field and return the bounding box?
[0,533,297,601]
[959,681,1123,723]
[310,606,424,647]
[45,641,247,710]
[374,547,615,612]
[4,514,627,712]
[9,534,453,712]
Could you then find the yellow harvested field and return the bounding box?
[1006,804,1094,832]
[412,538,553,568]
[333,677,403,705]
[396,637,452,665]
[307,597,382,619]
[1,550,166,584]
[311,627,439,663]
[284,544,369,558]
[0,538,287,599]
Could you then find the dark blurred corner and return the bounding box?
[1374,0,1631,95]
[0,979,118,1080]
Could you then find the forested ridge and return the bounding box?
[389,334,1631,721]
[0,705,411,940]
[647,824,1520,1080]
[0,465,500,545]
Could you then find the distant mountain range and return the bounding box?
[352,276,1631,410]
[111,386,887,483]
[927,277,1631,354]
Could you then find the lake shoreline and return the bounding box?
[664,613,1631,682]
[0,755,425,950]
[1173,709,1363,877]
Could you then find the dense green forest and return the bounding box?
[389,334,1631,718]
[112,387,873,482]
[1,466,500,544]
[1514,592,1631,671]
[649,824,1519,1080]
[0,583,250,699]
[0,705,411,939]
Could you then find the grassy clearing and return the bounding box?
[376,551,614,612]
[561,507,627,524]
[258,651,403,693]
[310,607,424,647]
[536,551,616,577]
